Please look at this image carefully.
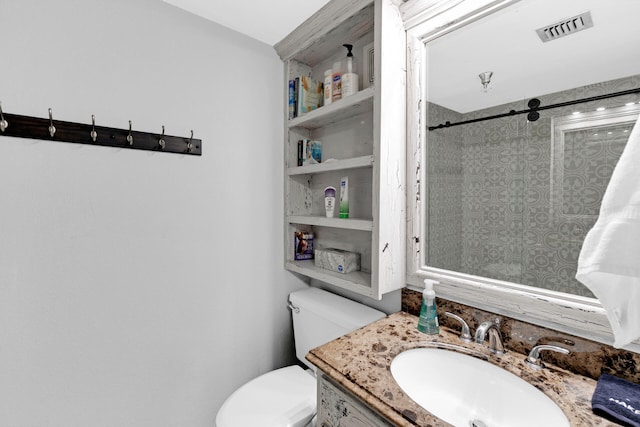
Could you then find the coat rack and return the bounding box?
[0,103,202,156]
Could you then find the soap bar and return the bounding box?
[314,248,360,274]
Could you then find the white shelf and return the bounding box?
[288,87,374,130]
[286,260,373,295]
[288,215,374,231]
[279,0,406,300]
[275,0,374,64]
[287,155,374,176]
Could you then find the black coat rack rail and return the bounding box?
[0,106,202,156]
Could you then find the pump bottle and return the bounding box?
[417,279,440,334]
[341,44,359,97]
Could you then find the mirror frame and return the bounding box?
[403,0,640,351]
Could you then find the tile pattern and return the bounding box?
[426,75,640,297]
[426,105,464,271]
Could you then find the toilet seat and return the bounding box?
[215,365,316,427]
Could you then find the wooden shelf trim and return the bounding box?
[287,87,374,130]
[288,215,374,231]
[287,155,374,176]
[286,260,373,293]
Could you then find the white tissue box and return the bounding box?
[314,248,360,274]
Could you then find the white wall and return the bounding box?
[0,0,308,425]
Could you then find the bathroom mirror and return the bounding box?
[404,0,640,349]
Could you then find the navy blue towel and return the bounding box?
[592,373,640,427]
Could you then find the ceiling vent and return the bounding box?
[536,11,594,42]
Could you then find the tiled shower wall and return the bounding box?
[426,75,640,297]
[426,103,463,271]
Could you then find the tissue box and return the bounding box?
[314,248,360,274]
[294,231,314,260]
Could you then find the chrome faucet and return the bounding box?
[474,319,505,355]
[525,345,570,370]
[444,312,472,342]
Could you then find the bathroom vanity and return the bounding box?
[308,311,619,426]
[318,373,394,427]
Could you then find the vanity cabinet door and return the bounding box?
[317,374,394,427]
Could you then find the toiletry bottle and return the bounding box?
[324,186,336,218]
[324,69,333,106]
[417,279,440,334]
[342,44,359,97]
[339,176,349,218]
[331,61,342,102]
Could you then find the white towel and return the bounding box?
[576,113,640,348]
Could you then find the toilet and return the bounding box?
[215,287,386,427]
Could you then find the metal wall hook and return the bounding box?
[126,120,133,145]
[0,102,7,132]
[48,108,56,138]
[90,115,97,142]
[159,125,166,149]
[187,130,194,152]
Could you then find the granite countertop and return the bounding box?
[307,311,617,427]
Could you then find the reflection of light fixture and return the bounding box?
[479,71,493,92]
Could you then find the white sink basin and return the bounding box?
[390,346,569,427]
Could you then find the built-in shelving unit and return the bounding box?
[275,0,406,299]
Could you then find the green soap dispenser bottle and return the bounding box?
[417,279,440,334]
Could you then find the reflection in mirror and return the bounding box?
[405,0,640,346]
[422,0,640,297]
[426,85,640,297]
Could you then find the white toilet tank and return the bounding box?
[289,288,386,370]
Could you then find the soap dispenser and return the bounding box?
[417,279,440,334]
[341,44,359,97]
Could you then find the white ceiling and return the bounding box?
[164,0,640,114]
[162,0,332,46]
[428,0,640,113]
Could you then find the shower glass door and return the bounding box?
[425,81,640,298]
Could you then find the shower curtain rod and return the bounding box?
[428,87,640,131]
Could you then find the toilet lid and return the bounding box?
[216,365,316,427]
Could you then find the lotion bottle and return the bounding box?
[323,69,333,106]
[324,186,336,218]
[331,61,342,102]
[417,279,440,334]
[341,44,359,97]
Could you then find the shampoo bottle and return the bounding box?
[417,279,440,334]
[342,44,359,97]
